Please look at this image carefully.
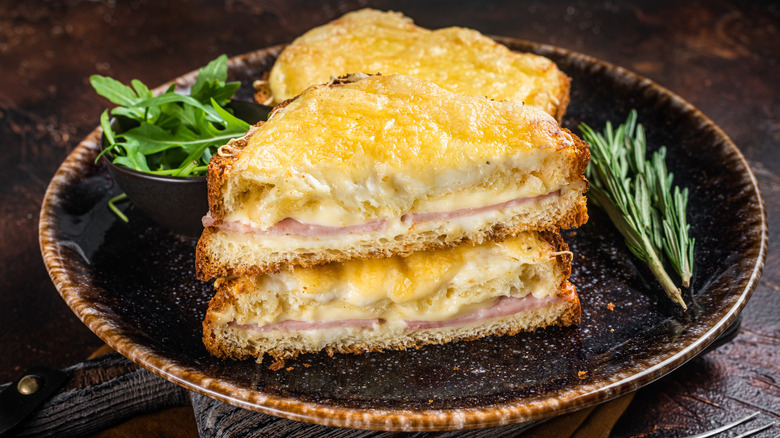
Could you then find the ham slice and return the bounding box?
[232,293,564,333]
[204,190,560,236]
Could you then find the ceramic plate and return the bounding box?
[39,40,767,431]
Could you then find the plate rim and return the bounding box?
[38,39,768,431]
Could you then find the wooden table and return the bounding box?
[1,1,777,436]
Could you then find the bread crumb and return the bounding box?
[607,302,615,311]
[428,399,433,403]
[269,358,285,371]
[610,328,614,332]
[303,363,311,368]
[578,371,588,379]
[453,366,459,371]
[286,367,294,371]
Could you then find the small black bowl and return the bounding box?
[101,100,271,237]
[103,162,208,237]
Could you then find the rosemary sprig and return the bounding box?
[579,110,694,310]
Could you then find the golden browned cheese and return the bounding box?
[221,74,583,230]
[267,9,569,120]
[246,75,566,179]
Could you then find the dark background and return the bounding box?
[1,1,778,436]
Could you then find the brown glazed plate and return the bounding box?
[39,39,767,431]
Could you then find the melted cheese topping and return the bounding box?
[268,9,568,118]
[228,234,565,326]
[225,74,577,229]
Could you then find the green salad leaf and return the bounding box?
[91,54,249,177]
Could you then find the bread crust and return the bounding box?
[252,72,273,106]
[564,127,590,177]
[206,124,256,223]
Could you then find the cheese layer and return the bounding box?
[221,74,584,229]
[268,9,568,118]
[214,233,569,329]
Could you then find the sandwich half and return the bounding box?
[203,231,580,366]
[262,9,571,121]
[197,74,588,280]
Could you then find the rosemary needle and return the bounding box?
[579,110,694,310]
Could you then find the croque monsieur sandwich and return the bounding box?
[203,231,579,365]
[261,9,571,121]
[196,74,589,280]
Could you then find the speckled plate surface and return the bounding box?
[39,40,767,431]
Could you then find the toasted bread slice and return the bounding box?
[265,9,570,121]
[202,231,580,364]
[196,74,588,280]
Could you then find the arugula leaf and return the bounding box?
[110,106,144,121]
[99,110,115,145]
[191,55,226,99]
[129,93,222,122]
[131,79,152,101]
[107,193,129,223]
[92,55,252,178]
[90,75,141,107]
[190,54,240,105]
[210,98,251,131]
